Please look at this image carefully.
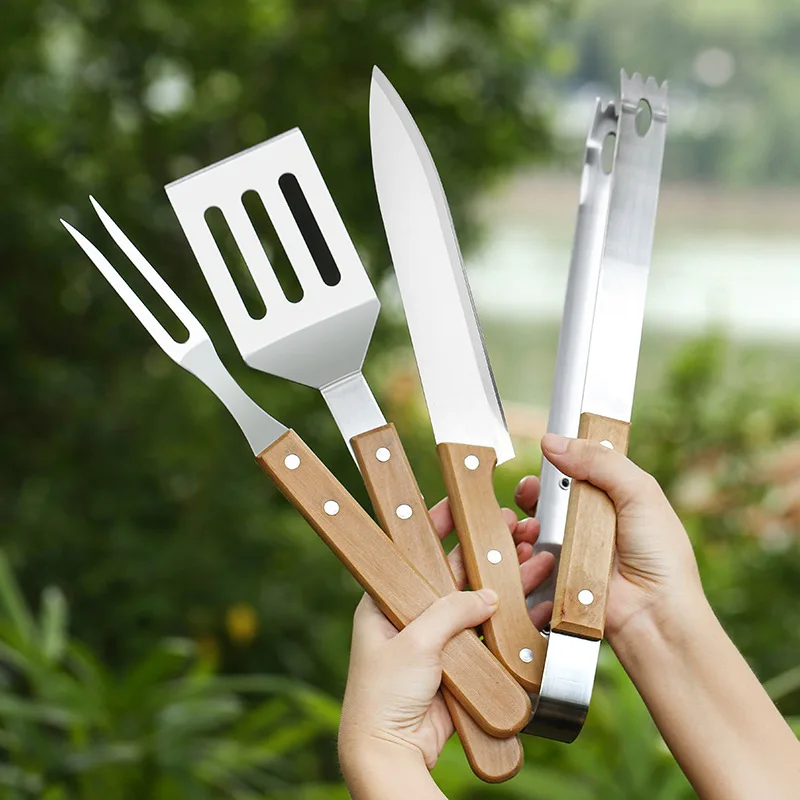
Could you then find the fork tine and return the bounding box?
[60,215,198,364]
[89,196,205,342]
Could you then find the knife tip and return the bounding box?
[369,65,393,101]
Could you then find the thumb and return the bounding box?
[397,589,499,657]
[541,432,666,514]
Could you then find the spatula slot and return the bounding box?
[204,206,267,320]
[241,190,304,304]
[278,173,341,287]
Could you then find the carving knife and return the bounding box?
[370,67,547,694]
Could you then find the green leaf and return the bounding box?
[0,552,36,646]
[0,692,77,727]
[39,587,67,664]
[63,742,143,772]
[118,637,196,706]
[158,696,243,735]
[0,764,43,793]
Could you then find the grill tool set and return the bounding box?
[62,68,668,783]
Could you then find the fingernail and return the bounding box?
[476,588,499,608]
[542,433,569,454]
[515,477,526,498]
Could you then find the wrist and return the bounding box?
[607,585,714,667]
[339,733,441,800]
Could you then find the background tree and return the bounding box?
[0,0,561,717]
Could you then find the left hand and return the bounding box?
[338,499,555,772]
[515,435,704,644]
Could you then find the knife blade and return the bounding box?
[370,67,547,694]
[527,70,668,742]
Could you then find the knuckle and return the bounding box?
[641,471,661,494]
[640,472,666,504]
[402,626,428,654]
[443,591,467,617]
[578,439,602,479]
[616,467,661,513]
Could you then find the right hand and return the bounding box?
[515,433,704,643]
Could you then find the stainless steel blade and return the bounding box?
[529,99,618,610]
[582,74,668,424]
[165,129,384,448]
[369,67,513,464]
[526,71,668,742]
[62,199,287,456]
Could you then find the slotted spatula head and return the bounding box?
[166,129,380,390]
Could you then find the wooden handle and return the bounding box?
[352,424,524,783]
[257,430,532,738]
[438,443,546,694]
[551,413,630,640]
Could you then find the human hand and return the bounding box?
[338,499,554,780]
[515,433,703,645]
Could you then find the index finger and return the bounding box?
[428,496,455,540]
[514,475,541,517]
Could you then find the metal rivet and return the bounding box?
[487,549,502,564]
[284,454,301,470]
[396,504,413,520]
[600,440,614,450]
[559,477,570,490]
[464,455,480,470]
[323,500,340,516]
[519,648,534,663]
[578,589,594,605]
[376,447,391,462]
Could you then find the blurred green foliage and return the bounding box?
[0,551,344,798]
[1,0,559,681]
[1,0,563,795]
[632,336,800,692]
[2,0,799,797]
[568,0,800,184]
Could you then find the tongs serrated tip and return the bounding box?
[586,97,618,146]
[620,69,668,116]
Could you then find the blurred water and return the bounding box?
[469,180,800,342]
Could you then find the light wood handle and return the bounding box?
[257,430,532,738]
[551,413,631,640]
[352,424,524,783]
[438,443,546,694]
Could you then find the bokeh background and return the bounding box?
[2,0,800,797]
